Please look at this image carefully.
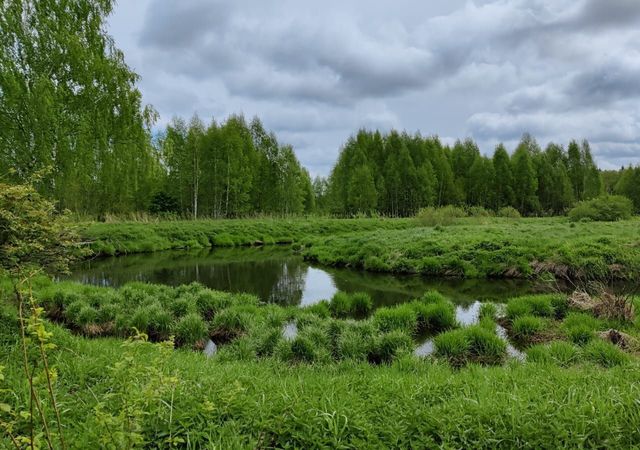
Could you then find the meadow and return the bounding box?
[1,277,640,448]
[304,217,640,280]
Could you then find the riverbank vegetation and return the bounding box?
[2,278,640,447]
[304,217,640,280]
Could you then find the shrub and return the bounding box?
[568,195,633,222]
[416,206,467,227]
[373,305,418,334]
[174,313,208,348]
[511,315,546,342]
[583,340,629,367]
[467,206,492,217]
[496,206,521,218]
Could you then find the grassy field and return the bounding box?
[304,217,640,280]
[81,217,640,281]
[81,217,416,255]
[2,281,640,448]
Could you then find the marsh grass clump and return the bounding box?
[210,308,251,343]
[174,312,208,348]
[337,326,373,361]
[350,292,373,317]
[562,311,601,346]
[435,326,506,367]
[527,341,580,367]
[434,329,469,366]
[373,305,418,334]
[496,206,521,218]
[479,303,498,321]
[511,315,547,343]
[411,301,457,334]
[368,330,413,364]
[583,339,629,367]
[329,292,351,318]
[506,295,557,320]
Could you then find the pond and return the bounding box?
[68,246,562,308]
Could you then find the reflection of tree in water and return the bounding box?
[268,260,307,306]
[68,248,309,306]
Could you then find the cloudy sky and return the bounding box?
[108,0,640,176]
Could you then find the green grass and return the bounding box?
[82,217,416,255]
[3,280,640,447]
[304,217,640,280]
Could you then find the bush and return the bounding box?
[416,206,467,227]
[583,340,629,367]
[496,206,521,218]
[568,195,633,222]
[467,206,492,217]
[373,305,418,334]
[174,313,208,348]
[511,315,546,342]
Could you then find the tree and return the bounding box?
[512,141,538,215]
[581,140,604,200]
[492,144,515,209]
[567,140,584,201]
[0,0,158,215]
[348,165,377,214]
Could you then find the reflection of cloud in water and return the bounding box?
[300,267,337,306]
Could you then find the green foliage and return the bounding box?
[174,313,208,348]
[435,326,506,366]
[506,295,557,320]
[373,305,418,334]
[496,206,521,218]
[527,341,580,367]
[416,206,467,226]
[568,195,633,222]
[305,218,640,280]
[511,315,546,342]
[583,340,629,367]
[0,183,83,276]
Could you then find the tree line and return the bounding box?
[320,130,607,217]
[1,0,638,219]
[156,115,314,218]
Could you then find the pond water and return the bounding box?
[68,246,561,308]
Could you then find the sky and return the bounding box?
[107,0,640,176]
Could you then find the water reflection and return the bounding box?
[69,247,557,307]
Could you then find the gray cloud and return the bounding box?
[108,0,640,175]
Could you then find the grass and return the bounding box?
[81,217,416,255]
[3,279,640,447]
[304,217,640,280]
